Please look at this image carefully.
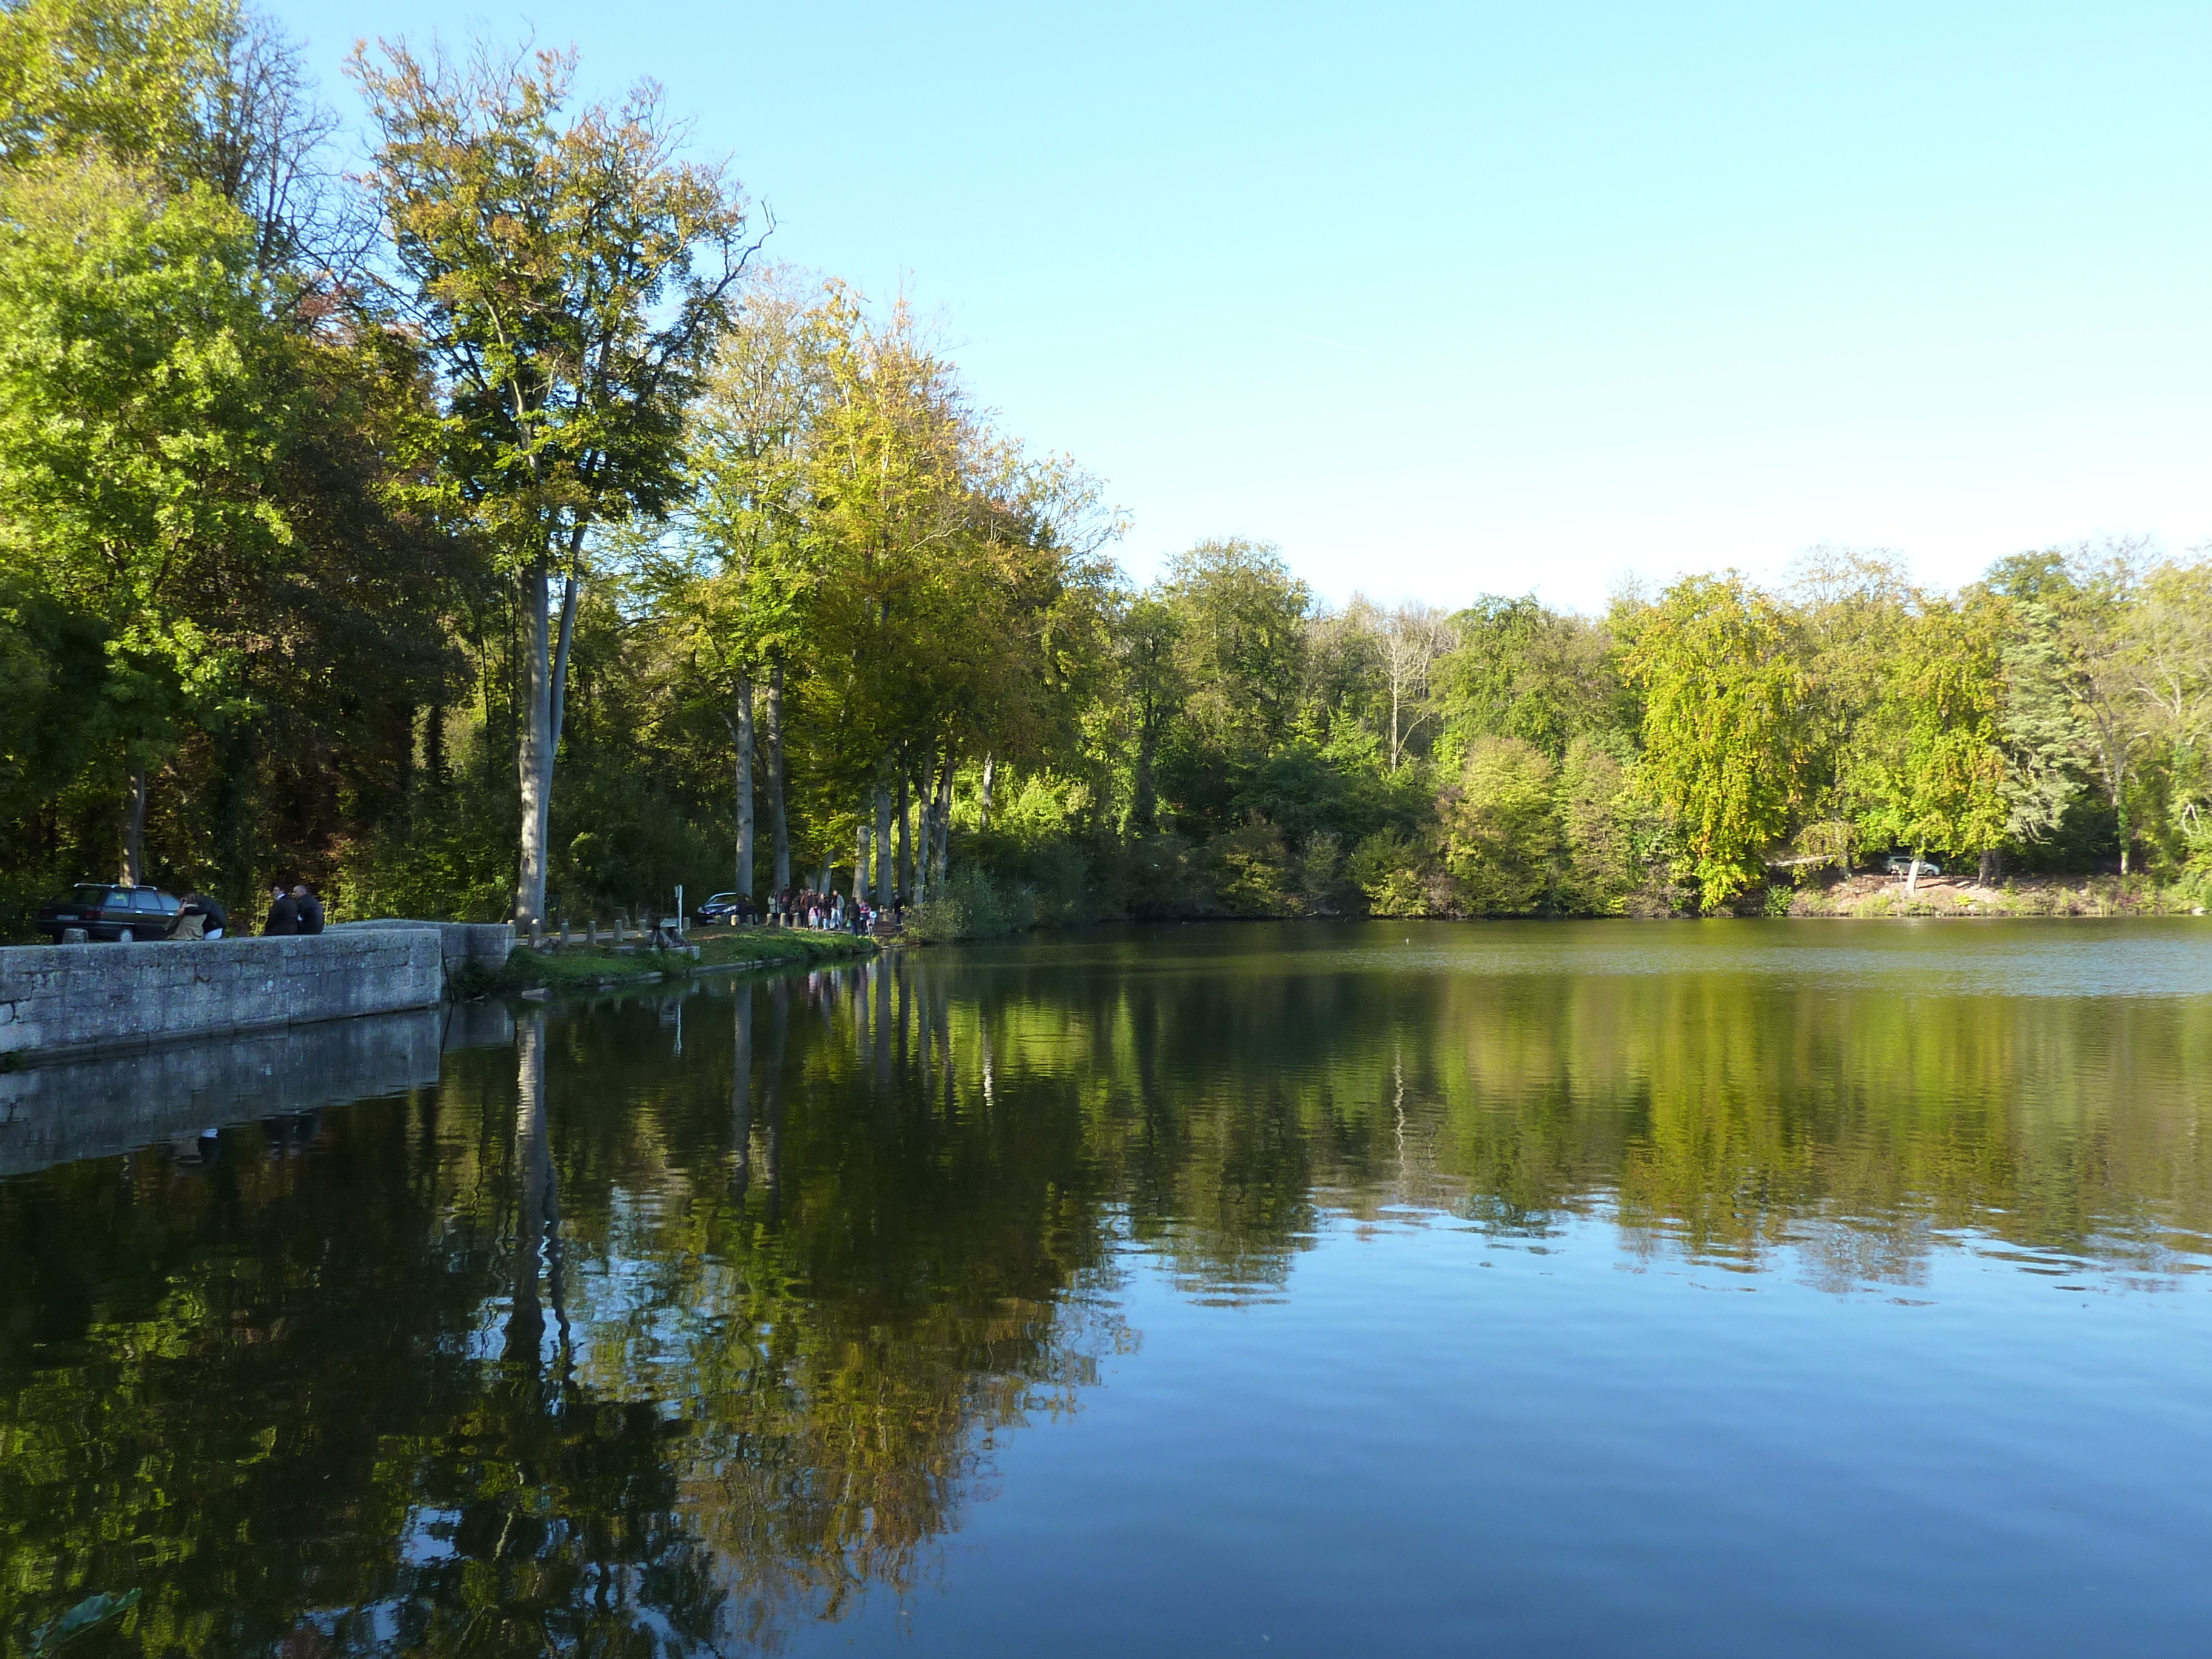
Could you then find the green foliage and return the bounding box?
[1347,826,1434,916]
[0,150,286,711]
[907,864,1034,941]
[1846,599,2007,868]
[1554,735,1645,914]
[1115,830,1209,919]
[1439,736,1558,914]
[1208,813,1301,917]
[1621,574,1804,911]
[1436,594,1620,763]
[339,800,510,922]
[0,0,230,180]
[1162,538,1310,759]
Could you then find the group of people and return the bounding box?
[163,882,321,940]
[263,883,325,936]
[760,887,902,935]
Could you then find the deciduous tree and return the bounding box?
[352,38,752,927]
[1621,574,1803,911]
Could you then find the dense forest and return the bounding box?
[1,0,2208,937]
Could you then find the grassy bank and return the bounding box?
[452,927,874,999]
[1764,871,2207,919]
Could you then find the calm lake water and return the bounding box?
[7,920,2212,1656]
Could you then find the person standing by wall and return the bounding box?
[172,891,228,940]
[264,885,298,936]
[292,883,325,935]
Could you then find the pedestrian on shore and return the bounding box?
[291,883,325,935]
[264,885,298,936]
[173,891,227,940]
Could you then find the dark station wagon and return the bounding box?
[694,891,752,925]
[36,883,183,943]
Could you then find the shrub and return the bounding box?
[1210,813,1299,916]
[1347,828,1433,916]
[1440,737,1557,914]
[1555,736,1643,914]
[908,866,1037,942]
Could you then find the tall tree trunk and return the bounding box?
[874,785,893,906]
[914,751,935,904]
[763,659,790,893]
[933,764,951,888]
[1390,682,1403,771]
[725,675,755,898]
[855,823,870,903]
[120,756,147,885]
[1134,734,1156,832]
[549,575,578,766]
[896,768,911,900]
[979,753,995,832]
[514,563,553,928]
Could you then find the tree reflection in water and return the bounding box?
[4,922,2211,1653]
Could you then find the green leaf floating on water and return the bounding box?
[29,1589,139,1655]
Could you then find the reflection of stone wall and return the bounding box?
[0,1007,449,1175]
[443,998,515,1051]
[0,929,446,1061]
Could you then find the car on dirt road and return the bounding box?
[35,883,183,942]
[1882,855,1943,880]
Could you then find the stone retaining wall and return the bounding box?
[330,917,514,971]
[0,928,445,1063]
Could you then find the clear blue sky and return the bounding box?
[267,0,2212,612]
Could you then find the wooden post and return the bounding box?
[588,919,599,948]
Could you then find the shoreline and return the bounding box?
[459,928,875,1001]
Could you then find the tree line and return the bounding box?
[0,0,2205,934]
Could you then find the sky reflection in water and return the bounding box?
[4,919,2211,1657]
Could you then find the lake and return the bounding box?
[6,919,2212,1656]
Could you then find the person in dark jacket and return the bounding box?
[264,885,298,936]
[290,883,325,935]
[173,891,228,940]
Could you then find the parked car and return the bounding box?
[35,883,182,942]
[694,891,750,926]
[1882,854,1943,880]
